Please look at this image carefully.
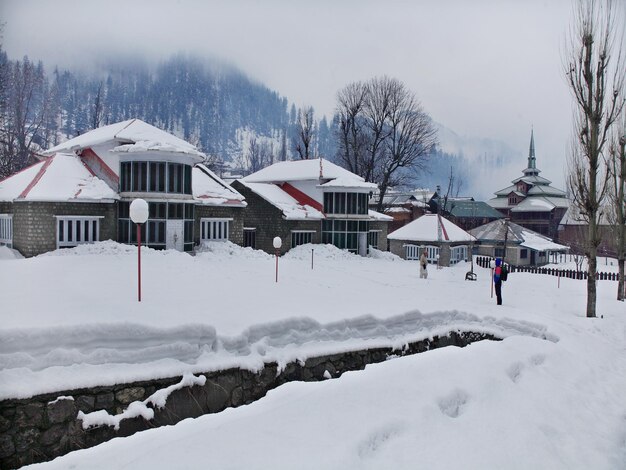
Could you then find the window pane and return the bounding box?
[59,220,64,242]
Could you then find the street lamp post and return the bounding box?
[273,237,282,283]
[130,199,149,302]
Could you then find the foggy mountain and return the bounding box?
[2,51,520,200]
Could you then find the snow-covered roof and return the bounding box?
[487,197,510,209]
[511,175,552,185]
[192,164,246,207]
[527,185,567,197]
[238,181,324,220]
[388,214,475,243]
[319,176,377,190]
[242,159,366,184]
[511,197,559,212]
[44,119,204,160]
[0,153,118,202]
[519,228,568,252]
[469,219,568,252]
[369,209,394,221]
[494,185,517,196]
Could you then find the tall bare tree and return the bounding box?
[335,81,368,175]
[607,115,626,300]
[565,0,625,317]
[335,76,437,212]
[294,106,315,159]
[376,79,437,211]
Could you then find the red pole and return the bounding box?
[275,249,279,283]
[137,223,142,302]
[490,268,494,298]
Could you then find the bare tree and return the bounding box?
[565,0,625,317]
[334,76,437,212]
[335,81,368,175]
[607,115,626,300]
[0,56,52,178]
[90,81,104,130]
[375,78,437,212]
[294,106,315,159]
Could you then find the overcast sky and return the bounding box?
[2,0,581,189]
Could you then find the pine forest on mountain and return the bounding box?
[0,49,511,198]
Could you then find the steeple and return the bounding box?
[523,128,540,176]
[528,128,536,170]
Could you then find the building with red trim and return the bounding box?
[0,119,246,257]
[231,159,392,254]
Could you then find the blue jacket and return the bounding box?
[493,258,502,283]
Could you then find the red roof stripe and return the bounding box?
[80,148,119,183]
[19,156,55,199]
[280,182,323,212]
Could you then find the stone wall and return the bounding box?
[370,220,389,251]
[231,181,321,254]
[0,331,499,469]
[11,202,117,258]
[195,205,245,246]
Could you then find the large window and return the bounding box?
[118,201,192,250]
[450,245,468,265]
[0,214,13,247]
[200,218,231,242]
[56,217,101,249]
[291,231,314,248]
[321,219,369,252]
[244,228,256,248]
[323,192,368,215]
[120,161,192,195]
[368,230,380,249]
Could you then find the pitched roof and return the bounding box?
[192,164,246,207]
[241,158,365,184]
[0,153,118,202]
[447,200,504,219]
[44,119,204,160]
[469,219,568,251]
[238,180,324,220]
[388,214,475,242]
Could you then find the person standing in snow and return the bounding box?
[420,249,428,279]
[493,258,503,305]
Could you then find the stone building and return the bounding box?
[487,130,569,240]
[387,213,475,266]
[0,119,246,257]
[231,158,392,255]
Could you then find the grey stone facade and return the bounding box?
[370,220,389,251]
[11,202,116,258]
[195,205,245,246]
[232,181,321,254]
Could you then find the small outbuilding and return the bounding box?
[470,219,568,266]
[387,213,475,266]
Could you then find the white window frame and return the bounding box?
[291,230,315,247]
[405,244,439,263]
[450,245,468,265]
[200,218,232,242]
[55,216,103,249]
[0,214,13,248]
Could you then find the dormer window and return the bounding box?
[323,192,368,215]
[509,196,517,205]
[120,161,192,195]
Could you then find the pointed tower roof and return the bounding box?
[523,128,540,176]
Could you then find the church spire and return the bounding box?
[528,128,536,170]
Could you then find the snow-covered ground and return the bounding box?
[1,242,625,469]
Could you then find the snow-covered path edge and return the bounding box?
[0,310,555,400]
